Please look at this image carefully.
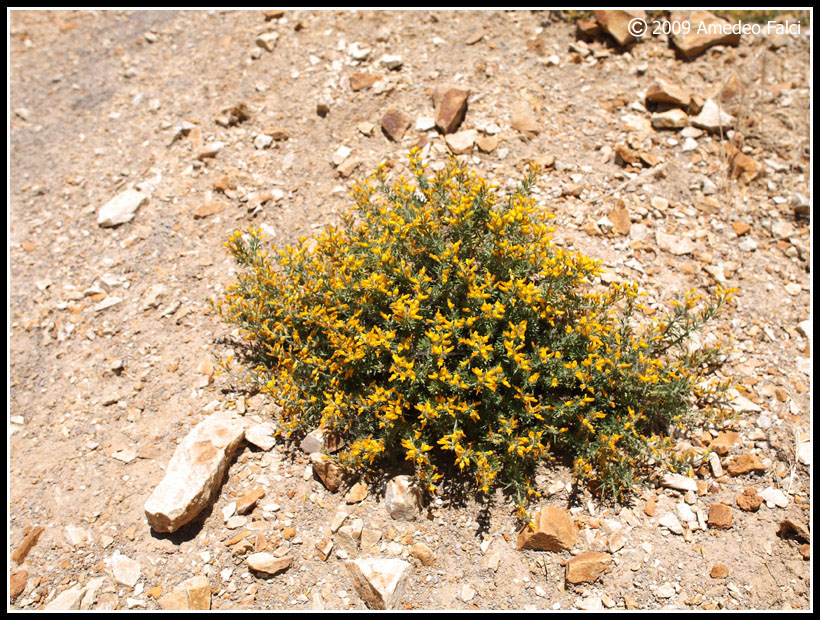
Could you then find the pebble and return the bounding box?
[98,190,148,227]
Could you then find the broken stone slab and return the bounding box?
[381,109,410,142]
[346,557,411,610]
[444,129,477,155]
[98,189,148,228]
[656,231,696,256]
[651,109,688,130]
[511,99,540,135]
[144,412,246,533]
[517,505,579,552]
[384,475,423,521]
[670,11,742,59]
[109,552,141,587]
[595,10,646,47]
[158,575,211,610]
[565,551,612,584]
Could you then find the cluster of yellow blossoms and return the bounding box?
[216,151,735,514]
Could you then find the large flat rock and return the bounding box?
[144,411,246,533]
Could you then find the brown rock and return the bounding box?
[565,551,612,584]
[350,72,378,91]
[263,126,290,141]
[263,10,284,20]
[730,153,761,184]
[12,526,44,564]
[311,453,346,492]
[10,569,27,599]
[651,109,688,130]
[643,498,657,517]
[731,221,750,237]
[670,11,741,59]
[381,109,410,142]
[595,10,646,46]
[517,505,578,552]
[710,563,729,579]
[511,100,540,135]
[345,481,368,504]
[576,19,602,39]
[646,79,691,108]
[410,542,435,566]
[158,575,211,610]
[236,488,266,515]
[476,135,498,153]
[710,430,739,455]
[215,103,251,127]
[193,201,227,219]
[614,144,640,167]
[778,518,810,543]
[736,487,764,512]
[726,454,766,477]
[609,206,631,236]
[707,503,733,529]
[433,85,470,134]
[798,544,810,560]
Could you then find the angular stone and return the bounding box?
[345,481,368,504]
[707,504,733,529]
[659,513,684,535]
[517,505,578,552]
[595,10,646,46]
[98,189,148,228]
[476,135,498,153]
[236,488,266,514]
[511,100,539,135]
[726,454,766,477]
[336,526,359,555]
[10,569,27,599]
[12,525,44,564]
[45,584,86,610]
[311,453,346,492]
[157,576,211,610]
[350,72,378,91]
[110,552,141,587]
[256,32,279,52]
[433,85,469,134]
[730,153,761,184]
[759,487,789,509]
[651,109,688,130]
[444,129,477,155]
[245,422,276,451]
[609,207,631,236]
[646,79,691,108]
[300,428,344,454]
[381,109,410,142]
[565,551,612,584]
[656,231,696,256]
[670,11,741,59]
[384,475,423,521]
[778,518,810,543]
[196,142,225,160]
[346,557,411,610]
[144,412,246,533]
[247,552,293,576]
[692,99,735,132]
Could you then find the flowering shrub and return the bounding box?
[215,152,735,517]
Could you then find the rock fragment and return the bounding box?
[595,10,646,46]
[144,412,246,533]
[565,551,612,584]
[384,475,423,521]
[381,109,410,142]
[346,558,411,610]
[247,552,293,576]
[670,11,742,59]
[98,190,148,228]
[433,85,470,134]
[157,576,211,610]
[517,505,578,552]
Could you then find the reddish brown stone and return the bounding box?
[595,10,646,46]
[236,488,266,515]
[12,526,43,564]
[565,551,612,584]
[707,503,733,529]
[710,563,729,579]
[381,109,410,142]
[350,73,378,92]
[433,86,470,134]
[736,487,763,512]
[727,454,766,477]
[517,505,579,552]
[669,11,741,59]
